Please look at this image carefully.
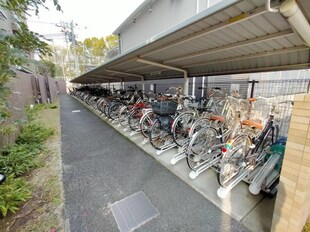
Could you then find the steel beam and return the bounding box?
[106,69,143,78]
[183,46,309,68]
[164,30,294,64]
[192,63,310,76]
[90,74,123,82]
[136,58,189,95]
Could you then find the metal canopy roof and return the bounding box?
[71,0,310,85]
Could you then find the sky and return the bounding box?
[27,0,145,44]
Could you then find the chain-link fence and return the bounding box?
[117,70,310,138]
[248,70,310,137]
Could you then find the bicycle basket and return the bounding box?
[251,98,271,122]
[151,100,178,115]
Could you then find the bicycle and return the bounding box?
[171,87,227,148]
[148,87,185,154]
[217,97,282,189]
[185,96,245,178]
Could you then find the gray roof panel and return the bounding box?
[72,0,310,84]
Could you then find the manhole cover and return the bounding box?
[110,191,159,232]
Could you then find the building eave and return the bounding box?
[113,0,157,35]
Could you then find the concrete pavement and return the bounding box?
[60,95,248,232]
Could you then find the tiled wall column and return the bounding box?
[272,94,310,232]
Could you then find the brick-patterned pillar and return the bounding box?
[272,94,310,232]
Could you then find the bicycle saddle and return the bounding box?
[210,115,225,123]
[241,119,263,130]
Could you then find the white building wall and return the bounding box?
[120,0,196,53]
[118,0,226,53]
[0,8,14,34]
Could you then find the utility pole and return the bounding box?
[59,51,66,81]
[56,21,80,77]
[70,20,80,76]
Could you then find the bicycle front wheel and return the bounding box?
[218,135,252,188]
[186,126,219,171]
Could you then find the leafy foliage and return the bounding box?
[37,60,56,77]
[0,0,61,19]
[0,121,53,176]
[105,35,118,50]
[0,0,60,220]
[83,37,107,56]
[16,122,54,145]
[0,124,17,136]
[45,34,119,78]
[4,22,53,56]
[0,144,41,176]
[0,0,61,127]
[0,174,31,217]
[304,223,310,232]
[25,103,46,122]
[0,105,55,217]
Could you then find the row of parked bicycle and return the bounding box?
[71,86,291,198]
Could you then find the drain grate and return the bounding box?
[110,191,159,232]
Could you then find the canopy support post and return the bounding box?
[141,76,145,92]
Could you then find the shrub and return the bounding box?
[0,120,54,217]
[0,174,31,217]
[0,144,41,176]
[304,223,310,232]
[16,122,54,144]
[25,104,46,122]
[48,104,58,109]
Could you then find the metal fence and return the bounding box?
[113,70,310,138]
[248,76,310,137]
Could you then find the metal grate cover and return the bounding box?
[110,191,159,232]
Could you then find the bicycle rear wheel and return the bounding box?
[103,102,111,118]
[140,111,155,138]
[108,102,124,120]
[217,135,252,188]
[172,112,195,147]
[118,105,130,128]
[188,116,210,138]
[128,108,144,131]
[149,118,174,150]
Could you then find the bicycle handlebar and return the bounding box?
[278,100,294,105]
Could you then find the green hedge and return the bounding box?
[0,121,54,216]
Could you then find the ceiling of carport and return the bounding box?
[71,0,310,84]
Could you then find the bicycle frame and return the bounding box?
[245,116,277,162]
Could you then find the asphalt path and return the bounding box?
[60,95,248,232]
